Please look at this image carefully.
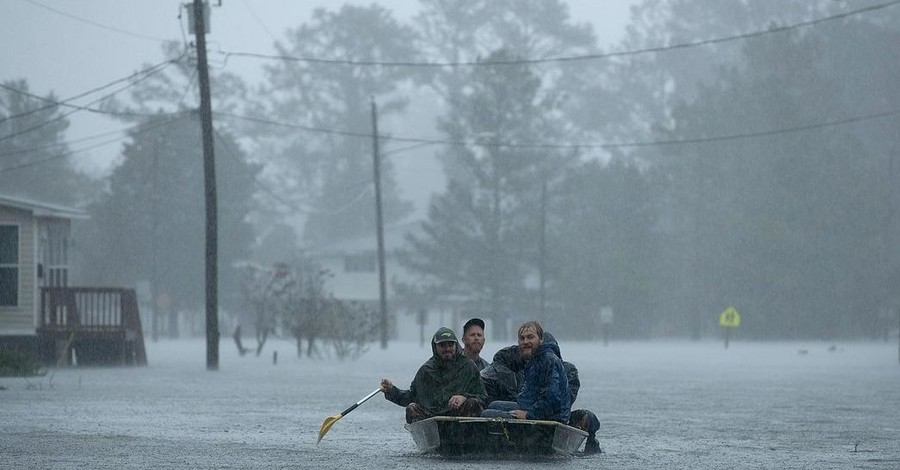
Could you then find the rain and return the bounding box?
[2,1,900,468]
[3,338,899,468]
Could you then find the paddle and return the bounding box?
[317,388,382,444]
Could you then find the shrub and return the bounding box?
[0,349,41,377]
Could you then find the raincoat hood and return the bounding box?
[517,333,571,423]
[381,327,486,415]
[430,327,461,357]
[543,332,562,360]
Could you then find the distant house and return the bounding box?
[304,220,475,343]
[0,194,146,367]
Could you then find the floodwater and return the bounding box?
[2,337,899,469]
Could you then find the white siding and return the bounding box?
[0,205,34,333]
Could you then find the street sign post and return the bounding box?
[719,306,741,349]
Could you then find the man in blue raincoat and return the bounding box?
[481,325,602,454]
[482,320,570,423]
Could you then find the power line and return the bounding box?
[0,54,185,125]
[0,125,128,160]
[0,113,188,175]
[0,56,185,145]
[18,0,171,42]
[383,141,441,157]
[7,97,897,163]
[238,0,279,43]
[0,110,195,162]
[11,101,895,180]
[217,0,900,68]
[5,1,894,155]
[214,127,378,217]
[212,127,317,216]
[216,107,900,151]
[633,108,900,148]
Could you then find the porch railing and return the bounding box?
[39,287,147,366]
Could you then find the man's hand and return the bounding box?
[510,410,527,419]
[380,378,393,392]
[448,394,466,409]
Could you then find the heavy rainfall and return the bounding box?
[2,1,900,469]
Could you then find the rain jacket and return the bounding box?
[516,335,571,422]
[481,345,523,403]
[544,332,580,404]
[463,349,489,371]
[384,328,487,415]
[481,332,580,405]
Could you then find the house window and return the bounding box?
[0,225,19,307]
[40,222,70,287]
[344,252,377,273]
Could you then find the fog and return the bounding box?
[3,1,900,344]
[3,338,899,469]
[6,3,900,469]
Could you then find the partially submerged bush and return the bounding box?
[0,349,41,377]
[328,301,375,361]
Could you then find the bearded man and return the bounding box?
[380,327,487,423]
[480,330,601,454]
[481,321,570,423]
[461,317,488,371]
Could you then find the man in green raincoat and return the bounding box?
[380,327,487,423]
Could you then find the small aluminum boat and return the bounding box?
[405,416,587,456]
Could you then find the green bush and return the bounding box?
[0,349,41,377]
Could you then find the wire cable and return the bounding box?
[0,125,129,159]
[217,0,900,68]
[0,113,188,174]
[0,57,184,144]
[18,0,171,42]
[216,107,900,151]
[0,54,185,125]
[213,127,316,215]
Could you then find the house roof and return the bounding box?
[0,194,88,219]
[304,219,424,256]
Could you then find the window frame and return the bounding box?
[0,223,20,307]
[343,252,377,273]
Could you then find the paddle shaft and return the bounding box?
[317,388,383,444]
[339,388,381,417]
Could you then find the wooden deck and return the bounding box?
[37,287,147,366]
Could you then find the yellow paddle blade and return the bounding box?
[316,413,343,444]
[317,389,382,445]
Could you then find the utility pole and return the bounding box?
[371,98,389,349]
[191,0,219,370]
[890,148,900,366]
[151,138,160,342]
[539,174,547,319]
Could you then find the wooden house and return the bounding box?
[0,194,146,367]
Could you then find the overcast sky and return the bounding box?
[2,0,637,210]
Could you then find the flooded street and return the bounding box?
[2,338,899,469]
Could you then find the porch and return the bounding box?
[37,287,147,366]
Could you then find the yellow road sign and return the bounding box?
[719,306,741,328]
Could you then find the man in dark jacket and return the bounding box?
[480,344,521,404]
[461,317,488,371]
[482,321,571,423]
[543,332,601,455]
[380,327,487,423]
[481,331,602,454]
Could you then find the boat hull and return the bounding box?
[405,416,587,456]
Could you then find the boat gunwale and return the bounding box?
[405,415,588,456]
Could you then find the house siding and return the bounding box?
[0,205,35,334]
